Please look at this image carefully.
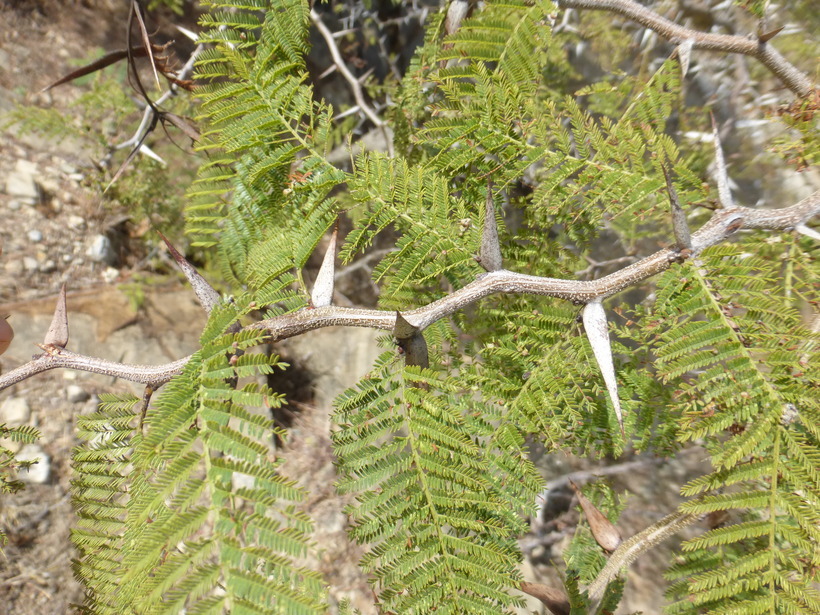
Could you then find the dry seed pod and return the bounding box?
[570,480,622,552]
[0,315,13,356]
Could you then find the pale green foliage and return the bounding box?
[71,288,326,614]
[50,0,820,613]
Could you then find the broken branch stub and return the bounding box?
[582,301,624,435]
[43,283,69,349]
[311,227,337,308]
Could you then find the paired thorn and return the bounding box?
[569,479,623,552]
[758,25,783,44]
[311,226,338,308]
[674,38,694,78]
[42,283,69,350]
[159,231,221,314]
[479,180,503,272]
[582,301,624,437]
[393,312,429,369]
[662,164,692,253]
[710,114,734,209]
[159,232,241,333]
[518,582,569,615]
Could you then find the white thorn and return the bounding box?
[583,301,623,435]
[311,228,337,307]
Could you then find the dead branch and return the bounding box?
[558,0,814,97]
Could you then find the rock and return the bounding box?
[28,229,43,243]
[66,385,90,403]
[15,444,51,484]
[40,260,57,273]
[4,260,24,276]
[5,159,40,203]
[102,267,119,283]
[23,256,39,272]
[0,397,31,427]
[86,234,116,265]
[67,215,86,230]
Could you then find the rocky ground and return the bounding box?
[0,2,811,615]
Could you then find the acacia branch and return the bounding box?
[558,0,815,97]
[0,192,816,393]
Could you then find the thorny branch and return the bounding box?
[1,191,816,392]
[558,0,815,97]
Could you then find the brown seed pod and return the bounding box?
[0,315,14,356]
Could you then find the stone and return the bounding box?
[67,215,86,230]
[5,159,40,202]
[66,384,90,403]
[4,260,24,276]
[23,256,39,272]
[86,234,116,265]
[102,267,119,283]
[27,229,43,243]
[40,260,57,273]
[15,444,51,484]
[0,397,31,427]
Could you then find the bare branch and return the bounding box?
[558,0,815,97]
[1,193,816,393]
[586,509,700,602]
[310,9,393,156]
[0,350,190,391]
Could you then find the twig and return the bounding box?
[310,9,394,157]
[586,508,700,602]
[0,192,816,392]
[558,0,814,97]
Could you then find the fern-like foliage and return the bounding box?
[641,239,820,614]
[189,0,343,288]
[332,353,540,614]
[48,0,817,612]
[71,292,327,614]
